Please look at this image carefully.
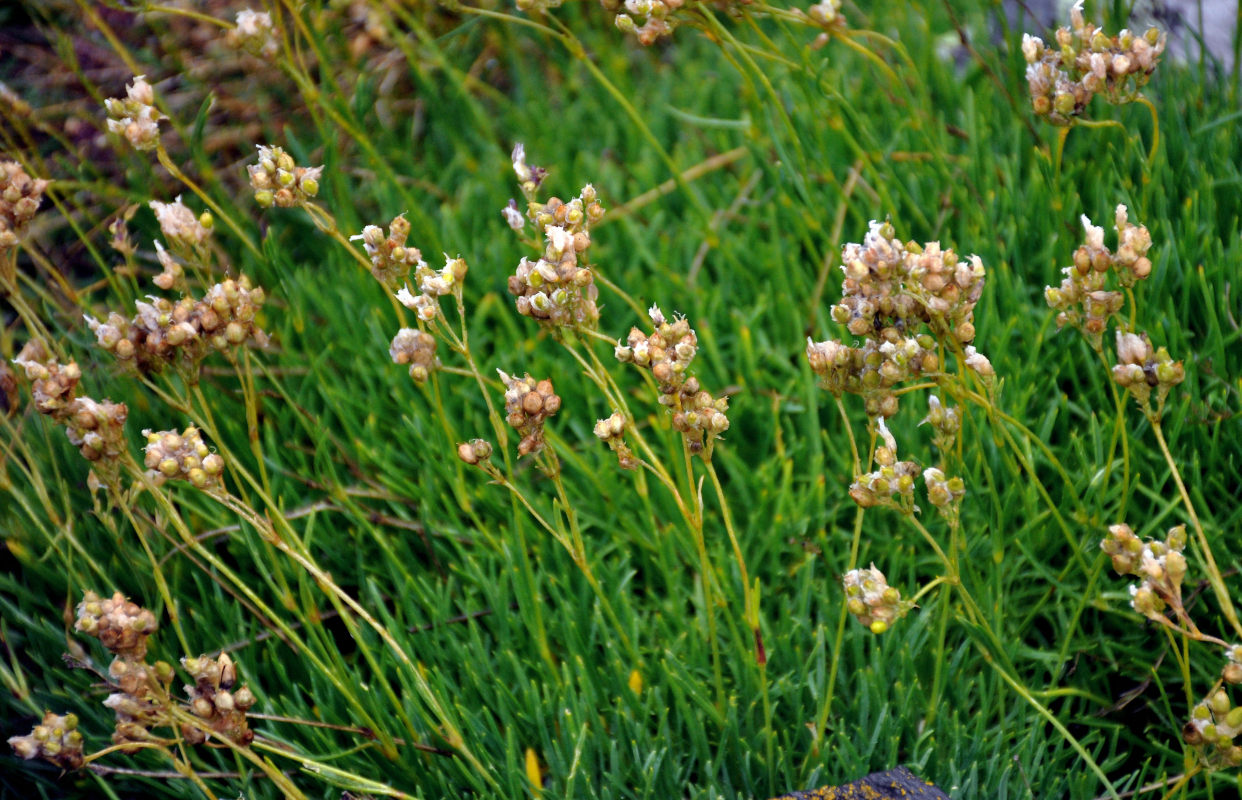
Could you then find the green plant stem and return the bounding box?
[806,504,865,770]
[982,650,1121,800]
[1135,95,1160,175]
[1152,420,1242,639]
[215,493,495,786]
[682,445,726,713]
[154,144,260,260]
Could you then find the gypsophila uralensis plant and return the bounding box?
[1100,523,1242,770]
[842,564,914,634]
[1045,205,1153,345]
[1022,1,1165,125]
[12,340,130,490]
[506,145,604,333]
[0,160,48,256]
[809,217,995,644]
[15,591,262,763]
[227,9,279,58]
[104,75,164,152]
[615,305,730,456]
[86,276,269,382]
[248,144,322,209]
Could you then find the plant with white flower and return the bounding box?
[1111,329,1184,422]
[1021,0,1165,125]
[247,144,322,209]
[616,305,730,456]
[842,564,914,634]
[1045,206,1153,348]
[104,75,164,151]
[849,418,920,512]
[395,254,468,323]
[389,328,439,383]
[227,9,279,58]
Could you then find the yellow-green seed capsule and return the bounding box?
[869,620,888,634]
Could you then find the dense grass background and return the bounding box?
[2,1,1240,798]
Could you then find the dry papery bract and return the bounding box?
[1022,0,1165,125]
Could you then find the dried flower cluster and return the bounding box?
[1045,206,1153,345]
[142,426,225,490]
[7,712,84,770]
[832,221,985,344]
[1022,2,1165,125]
[456,438,494,466]
[150,196,212,252]
[0,160,49,253]
[508,222,600,331]
[807,219,988,417]
[922,466,965,509]
[105,75,163,151]
[248,144,323,208]
[389,328,439,383]
[505,147,604,333]
[806,335,940,418]
[227,9,279,58]
[75,591,166,751]
[500,371,562,457]
[181,654,256,745]
[842,564,912,634]
[394,254,467,322]
[76,591,159,660]
[1101,522,1188,622]
[35,591,261,760]
[615,305,730,455]
[11,341,129,483]
[1111,329,1184,420]
[804,0,846,49]
[12,340,80,418]
[594,412,639,470]
[355,214,420,292]
[1185,689,1242,769]
[848,418,920,511]
[608,0,682,46]
[87,276,269,379]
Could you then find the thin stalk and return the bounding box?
[1152,421,1242,639]
[154,144,261,260]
